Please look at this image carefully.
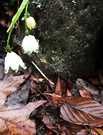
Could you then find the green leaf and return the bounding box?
[7,0,29,33]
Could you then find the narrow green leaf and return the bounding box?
[7,0,29,33]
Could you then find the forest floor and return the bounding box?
[0,30,103,134]
[0,8,103,135]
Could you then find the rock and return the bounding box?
[29,0,103,80]
[12,0,103,80]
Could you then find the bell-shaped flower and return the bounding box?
[26,16,36,29]
[22,35,39,54]
[5,51,26,73]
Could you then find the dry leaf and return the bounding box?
[42,113,58,133]
[76,129,89,135]
[67,89,72,96]
[0,75,29,105]
[76,78,100,101]
[79,89,93,99]
[43,105,60,124]
[90,128,99,135]
[94,127,103,135]
[60,96,103,126]
[30,75,40,83]
[55,76,62,96]
[56,123,70,135]
[0,100,47,135]
[52,93,61,107]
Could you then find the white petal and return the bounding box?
[5,62,9,73]
[4,51,26,73]
[26,17,36,29]
[22,35,39,54]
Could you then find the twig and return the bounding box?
[32,54,76,86]
[31,61,54,85]
[44,93,61,98]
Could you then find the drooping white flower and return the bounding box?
[22,35,39,54]
[26,16,36,29]
[5,51,26,73]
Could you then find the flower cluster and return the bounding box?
[5,2,39,74]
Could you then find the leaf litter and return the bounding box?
[1,68,103,134]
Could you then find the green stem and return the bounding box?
[7,28,13,46]
[7,0,29,33]
[25,3,29,36]
[6,27,14,52]
[25,3,28,31]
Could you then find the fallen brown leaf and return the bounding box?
[76,78,100,101]
[90,128,99,135]
[56,123,71,135]
[67,89,72,96]
[55,76,62,96]
[60,96,103,126]
[0,100,47,135]
[94,127,103,135]
[52,93,61,106]
[0,75,29,105]
[42,113,58,133]
[76,129,89,135]
[79,89,93,99]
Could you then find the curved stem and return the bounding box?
[6,27,13,52]
[25,3,28,31]
[7,0,29,33]
[7,27,13,46]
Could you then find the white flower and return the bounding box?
[22,35,39,54]
[26,16,36,29]
[5,51,26,73]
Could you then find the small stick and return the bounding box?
[31,61,54,85]
[44,93,61,98]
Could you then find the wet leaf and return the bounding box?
[0,75,29,105]
[52,93,61,106]
[76,129,89,135]
[79,89,93,99]
[43,105,60,124]
[0,100,47,135]
[60,96,103,126]
[5,79,30,106]
[90,128,99,135]
[42,112,59,134]
[67,89,72,96]
[55,76,62,96]
[30,75,40,83]
[94,127,103,135]
[76,78,100,101]
[56,123,70,135]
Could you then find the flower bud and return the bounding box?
[26,16,36,29]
